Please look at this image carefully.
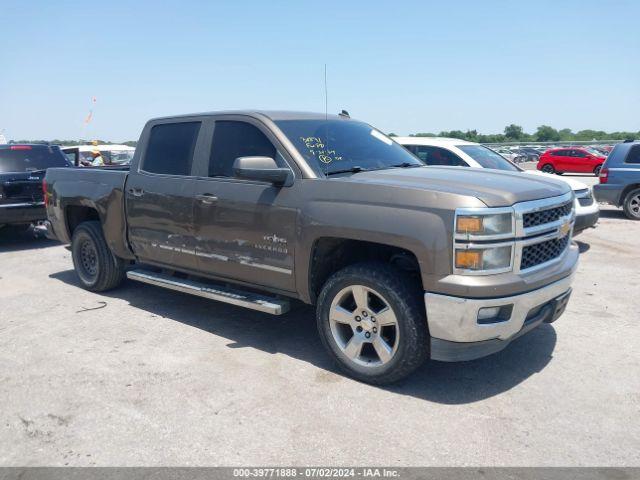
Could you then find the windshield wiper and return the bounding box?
[326,166,368,176]
[390,162,422,168]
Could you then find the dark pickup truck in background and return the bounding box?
[44,111,579,384]
[0,144,69,230]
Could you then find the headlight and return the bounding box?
[455,246,513,272]
[456,212,513,238]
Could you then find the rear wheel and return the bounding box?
[71,221,126,291]
[622,188,640,220]
[316,262,429,384]
[594,165,602,176]
[541,163,555,174]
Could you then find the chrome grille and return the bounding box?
[523,201,573,229]
[521,235,570,270]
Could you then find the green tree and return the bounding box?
[439,130,466,139]
[558,128,573,141]
[504,124,524,140]
[535,125,560,142]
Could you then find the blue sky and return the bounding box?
[1,0,638,141]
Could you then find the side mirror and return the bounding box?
[232,156,292,186]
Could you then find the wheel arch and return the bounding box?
[619,183,640,207]
[306,237,423,305]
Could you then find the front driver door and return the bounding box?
[190,118,297,293]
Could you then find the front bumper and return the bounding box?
[0,202,45,225]
[425,271,575,362]
[574,209,599,234]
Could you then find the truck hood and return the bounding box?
[525,170,589,192]
[344,166,570,207]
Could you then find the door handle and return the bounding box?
[196,194,218,205]
[129,188,144,197]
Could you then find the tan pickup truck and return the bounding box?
[44,110,578,384]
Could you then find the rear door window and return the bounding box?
[143,122,201,175]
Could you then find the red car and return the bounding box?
[537,147,606,176]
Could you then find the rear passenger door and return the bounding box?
[567,149,588,173]
[189,117,298,293]
[125,119,206,271]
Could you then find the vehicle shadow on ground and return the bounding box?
[0,226,59,253]
[575,240,590,253]
[50,269,557,405]
[597,209,627,219]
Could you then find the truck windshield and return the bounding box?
[0,145,70,173]
[275,119,423,176]
[457,145,521,172]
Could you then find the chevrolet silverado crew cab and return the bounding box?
[44,111,578,384]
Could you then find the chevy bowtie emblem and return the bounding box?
[559,221,572,237]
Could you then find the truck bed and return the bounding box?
[44,166,132,259]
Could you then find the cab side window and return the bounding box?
[143,122,201,175]
[414,146,467,167]
[209,121,277,178]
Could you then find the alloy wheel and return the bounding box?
[628,193,640,218]
[328,285,400,367]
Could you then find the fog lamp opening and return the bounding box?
[477,305,514,324]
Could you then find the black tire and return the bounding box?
[622,188,640,220]
[555,172,564,175]
[316,262,429,385]
[593,165,602,176]
[71,221,126,291]
[541,164,555,174]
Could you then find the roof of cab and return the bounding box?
[148,110,350,123]
[0,143,59,149]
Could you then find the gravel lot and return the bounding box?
[0,174,638,466]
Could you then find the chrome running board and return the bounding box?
[126,269,290,315]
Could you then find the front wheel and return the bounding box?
[316,262,429,384]
[623,188,640,220]
[71,221,126,291]
[541,163,555,174]
[594,165,602,176]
